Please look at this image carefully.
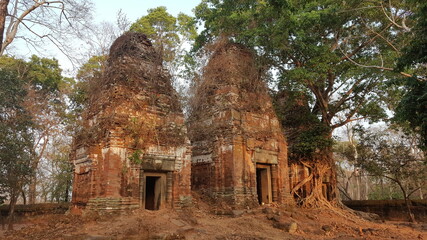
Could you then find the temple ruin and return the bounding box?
[187,42,292,208]
[70,33,191,213]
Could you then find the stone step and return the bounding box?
[86,197,140,212]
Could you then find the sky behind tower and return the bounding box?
[12,0,199,73]
[92,0,196,22]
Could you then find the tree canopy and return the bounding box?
[195,0,413,130]
[0,54,72,209]
[393,0,427,150]
[130,6,197,63]
[356,128,426,222]
[0,68,34,228]
[194,0,418,205]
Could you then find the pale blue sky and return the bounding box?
[11,1,200,73]
[92,0,197,23]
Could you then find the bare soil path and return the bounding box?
[1,199,426,240]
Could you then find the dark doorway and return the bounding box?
[256,165,272,204]
[145,176,161,210]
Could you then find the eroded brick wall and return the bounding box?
[188,43,292,208]
[71,33,191,213]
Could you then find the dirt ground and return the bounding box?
[1,195,426,240]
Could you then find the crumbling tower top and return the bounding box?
[86,32,180,119]
[100,32,171,92]
[109,32,161,64]
[190,42,271,121]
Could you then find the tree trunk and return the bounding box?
[364,174,369,200]
[356,174,360,200]
[397,184,416,223]
[404,197,416,223]
[328,149,338,204]
[297,149,338,207]
[0,0,9,52]
[7,188,18,230]
[65,179,70,202]
[292,127,338,208]
[21,188,26,205]
[324,130,338,204]
[380,178,385,198]
[1,208,4,230]
[28,174,37,204]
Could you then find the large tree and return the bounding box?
[394,0,427,150]
[68,54,107,118]
[129,6,197,91]
[130,6,197,64]
[194,0,416,206]
[356,128,426,222]
[0,55,70,204]
[0,68,34,229]
[25,55,70,204]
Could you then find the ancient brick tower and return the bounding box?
[188,43,291,208]
[71,33,191,212]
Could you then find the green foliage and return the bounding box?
[0,56,27,75]
[0,55,65,97]
[393,78,427,150]
[26,55,62,93]
[274,89,333,158]
[0,68,27,110]
[0,68,34,203]
[76,55,106,82]
[368,183,404,200]
[193,1,418,175]
[70,55,107,113]
[291,125,334,157]
[333,141,356,162]
[356,128,426,199]
[128,149,144,165]
[393,0,427,151]
[130,6,197,63]
[195,0,409,133]
[397,0,427,71]
[49,151,73,202]
[0,54,71,205]
[130,6,177,37]
[177,13,198,41]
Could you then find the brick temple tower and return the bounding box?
[70,33,191,213]
[188,42,292,208]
